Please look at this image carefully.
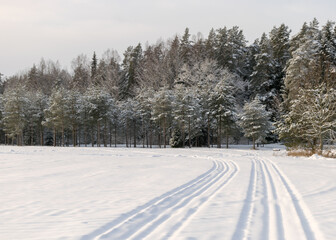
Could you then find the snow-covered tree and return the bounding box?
[240,98,272,149]
[85,86,112,147]
[119,98,139,147]
[136,88,155,147]
[2,86,27,145]
[120,44,143,99]
[44,87,68,146]
[25,91,47,145]
[65,89,82,146]
[215,26,248,77]
[71,54,90,92]
[284,19,321,102]
[172,84,189,147]
[210,72,239,148]
[277,84,336,151]
[151,87,173,148]
[250,33,276,100]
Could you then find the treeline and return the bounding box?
[0,18,335,151]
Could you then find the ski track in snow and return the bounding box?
[82,158,238,240]
[232,153,325,240]
[1,147,333,240]
[81,150,327,240]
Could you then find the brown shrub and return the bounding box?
[287,150,314,157]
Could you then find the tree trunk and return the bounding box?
[97,120,100,147]
[109,122,112,147]
[211,129,214,148]
[114,124,117,147]
[84,126,87,147]
[91,127,94,147]
[182,122,185,148]
[77,127,80,147]
[253,137,256,150]
[149,123,152,148]
[61,124,64,147]
[104,118,107,147]
[142,120,145,148]
[53,128,56,147]
[217,116,221,148]
[134,119,136,148]
[319,132,323,152]
[125,123,128,148]
[188,117,191,148]
[30,125,34,146]
[163,118,166,148]
[72,127,76,147]
[207,115,210,148]
[226,129,229,149]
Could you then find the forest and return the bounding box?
[0,18,335,152]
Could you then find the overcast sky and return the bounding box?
[1,0,335,77]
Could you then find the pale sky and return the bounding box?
[0,0,335,77]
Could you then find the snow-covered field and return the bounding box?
[0,145,335,240]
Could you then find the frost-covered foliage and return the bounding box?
[240,98,272,149]
[277,84,336,151]
[1,86,27,145]
[0,19,335,149]
[279,19,336,152]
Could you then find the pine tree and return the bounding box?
[65,89,82,146]
[210,71,238,148]
[320,21,336,87]
[215,26,247,77]
[71,54,90,92]
[151,87,173,148]
[91,51,98,83]
[277,84,336,151]
[180,27,192,65]
[2,86,27,145]
[205,28,217,60]
[284,19,321,101]
[25,91,47,145]
[120,44,143,98]
[240,98,272,149]
[85,86,112,147]
[250,33,275,100]
[44,87,68,146]
[136,88,155,148]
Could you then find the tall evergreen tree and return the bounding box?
[2,86,27,145]
[120,44,143,98]
[91,51,98,83]
[240,98,272,149]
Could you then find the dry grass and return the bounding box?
[287,150,314,157]
[287,148,336,158]
[322,149,336,158]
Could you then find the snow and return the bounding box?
[0,145,335,240]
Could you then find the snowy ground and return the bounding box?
[0,145,335,240]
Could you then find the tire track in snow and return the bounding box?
[146,161,239,240]
[80,160,218,240]
[84,159,237,240]
[124,161,227,240]
[232,158,257,240]
[257,159,270,239]
[269,160,325,240]
[233,154,324,240]
[259,159,285,240]
[232,157,286,240]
